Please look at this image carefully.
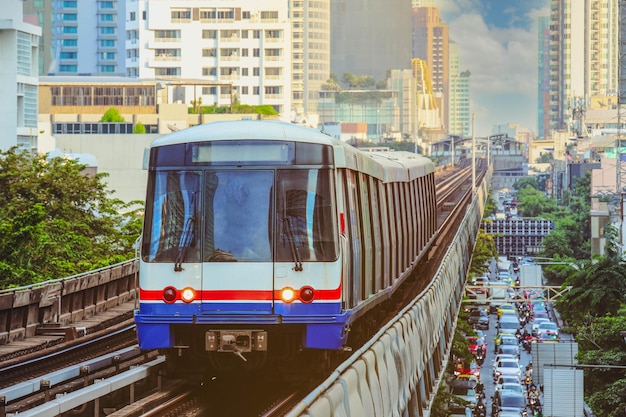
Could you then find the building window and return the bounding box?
[241,30,248,38]
[100,27,115,34]
[62,26,78,34]
[202,67,217,76]
[253,30,261,39]
[241,48,248,57]
[253,67,260,76]
[100,65,116,73]
[202,48,216,57]
[260,11,278,21]
[171,9,191,22]
[62,39,78,46]
[99,1,114,9]
[130,11,136,21]
[100,39,115,47]
[99,13,114,22]
[242,68,248,76]
[60,52,77,59]
[99,52,116,60]
[155,67,181,76]
[63,13,77,21]
[242,11,250,19]
[155,30,181,41]
[253,48,260,57]
[59,65,77,72]
[202,29,217,39]
[253,86,260,95]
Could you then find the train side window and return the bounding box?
[368,176,382,293]
[357,173,373,299]
[378,181,391,288]
[143,170,202,263]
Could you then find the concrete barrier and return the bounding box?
[0,260,138,346]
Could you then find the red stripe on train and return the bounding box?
[140,285,341,302]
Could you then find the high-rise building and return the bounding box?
[22,0,54,75]
[412,5,449,132]
[289,0,330,118]
[448,42,471,137]
[538,16,550,138]
[548,0,619,134]
[125,0,292,117]
[32,0,127,75]
[0,0,41,151]
[330,0,413,82]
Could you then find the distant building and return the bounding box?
[330,0,413,82]
[0,0,41,152]
[125,0,292,118]
[412,5,449,132]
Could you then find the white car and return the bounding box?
[531,317,550,335]
[537,321,559,337]
[493,359,522,381]
[495,375,522,392]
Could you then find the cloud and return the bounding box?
[438,1,550,135]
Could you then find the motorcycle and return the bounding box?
[474,400,487,417]
[522,336,532,353]
[475,348,485,366]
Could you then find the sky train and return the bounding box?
[134,120,438,374]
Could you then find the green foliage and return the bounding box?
[517,185,557,217]
[133,122,146,134]
[535,153,554,163]
[100,107,125,122]
[191,104,278,116]
[513,177,539,191]
[469,232,498,277]
[0,148,142,288]
[555,257,626,325]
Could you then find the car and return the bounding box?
[472,275,490,286]
[533,310,550,321]
[497,316,520,334]
[497,304,517,318]
[494,389,527,415]
[494,334,518,353]
[536,321,559,337]
[496,343,520,359]
[493,359,522,381]
[492,354,517,372]
[466,336,486,356]
[451,374,479,389]
[531,317,551,335]
[495,375,521,391]
[449,406,473,417]
[468,308,490,330]
[450,385,479,408]
[499,382,525,395]
[537,332,559,343]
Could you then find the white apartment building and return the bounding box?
[548,0,618,133]
[0,0,41,152]
[126,0,292,119]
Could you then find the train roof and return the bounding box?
[149,120,433,183]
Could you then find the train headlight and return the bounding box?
[163,286,177,304]
[299,286,315,303]
[280,287,296,303]
[181,287,196,303]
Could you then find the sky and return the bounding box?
[437,0,550,136]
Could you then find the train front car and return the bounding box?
[134,121,346,374]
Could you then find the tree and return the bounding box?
[0,148,142,288]
[133,122,146,134]
[100,107,125,122]
[513,177,539,191]
[555,257,626,325]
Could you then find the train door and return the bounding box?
[200,170,274,313]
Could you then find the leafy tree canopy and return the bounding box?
[100,107,125,122]
[133,122,146,134]
[0,148,142,288]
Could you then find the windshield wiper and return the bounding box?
[282,215,303,272]
[174,192,197,272]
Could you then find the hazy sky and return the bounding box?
[438,0,549,136]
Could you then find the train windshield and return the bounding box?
[142,168,337,263]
